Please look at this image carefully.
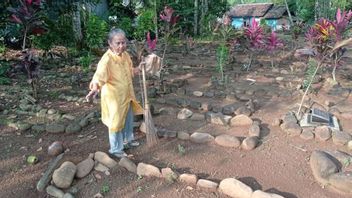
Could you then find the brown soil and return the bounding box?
[1,42,352,198]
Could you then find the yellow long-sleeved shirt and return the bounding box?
[92,49,143,133]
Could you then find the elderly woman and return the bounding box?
[86,28,144,158]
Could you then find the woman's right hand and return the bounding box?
[86,82,99,102]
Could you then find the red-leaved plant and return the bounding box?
[243,18,265,70]
[7,0,46,50]
[266,31,284,67]
[146,31,157,53]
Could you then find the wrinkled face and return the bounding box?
[108,34,127,55]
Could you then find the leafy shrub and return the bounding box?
[79,53,93,72]
[85,14,108,50]
[117,17,133,38]
[0,61,11,85]
[134,9,155,40]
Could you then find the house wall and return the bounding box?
[265,19,278,30]
[232,17,261,28]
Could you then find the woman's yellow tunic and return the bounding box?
[92,49,143,133]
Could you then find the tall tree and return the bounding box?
[194,0,198,35]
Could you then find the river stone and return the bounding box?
[197,179,218,192]
[79,118,89,128]
[235,106,252,117]
[193,91,203,97]
[205,112,231,126]
[177,131,190,140]
[161,168,178,181]
[332,131,352,146]
[76,158,94,178]
[53,161,77,189]
[219,178,253,198]
[300,128,315,140]
[280,122,302,136]
[252,190,285,198]
[248,124,260,137]
[119,157,137,173]
[310,151,339,185]
[16,122,32,131]
[32,124,46,133]
[315,126,332,141]
[190,113,205,121]
[282,113,297,123]
[46,124,66,134]
[48,109,57,115]
[94,163,109,172]
[46,185,65,198]
[177,108,193,120]
[63,193,75,198]
[328,172,352,193]
[230,114,253,126]
[65,123,82,134]
[179,173,197,186]
[62,114,76,121]
[94,151,118,168]
[48,141,65,156]
[215,135,241,148]
[137,163,161,177]
[190,132,214,143]
[242,136,259,150]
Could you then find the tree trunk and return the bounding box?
[284,0,293,25]
[72,2,83,47]
[315,0,319,21]
[194,0,198,35]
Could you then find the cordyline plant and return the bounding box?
[296,8,352,116]
[7,0,46,50]
[266,31,284,68]
[243,18,265,71]
[159,5,180,66]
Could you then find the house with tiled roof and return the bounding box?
[229,3,289,30]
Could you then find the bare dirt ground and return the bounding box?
[1,41,352,198]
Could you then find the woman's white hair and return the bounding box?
[108,28,126,42]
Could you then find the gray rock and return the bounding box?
[177,108,193,120]
[205,112,231,126]
[230,114,253,126]
[76,158,94,178]
[282,113,297,123]
[219,178,253,198]
[222,104,239,116]
[276,77,284,81]
[65,123,82,134]
[190,113,205,121]
[193,91,203,97]
[79,118,89,128]
[94,163,109,172]
[310,151,339,185]
[215,135,241,148]
[332,131,352,146]
[176,98,190,107]
[242,136,259,150]
[280,122,302,136]
[248,124,260,137]
[177,131,190,140]
[252,190,285,198]
[235,106,252,117]
[46,124,66,134]
[190,132,214,143]
[46,185,65,198]
[31,124,46,133]
[236,94,251,101]
[328,172,352,193]
[315,126,332,141]
[63,193,75,198]
[53,161,77,189]
[300,128,315,140]
[201,102,212,111]
[94,151,118,168]
[19,103,32,111]
[85,112,96,119]
[137,163,161,177]
[119,157,137,173]
[197,179,218,192]
[48,109,57,115]
[179,173,197,186]
[62,114,76,121]
[16,122,32,131]
[204,91,215,98]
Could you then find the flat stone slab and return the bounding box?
[215,135,241,148]
[197,179,218,192]
[230,114,253,126]
[190,132,214,144]
[310,151,339,185]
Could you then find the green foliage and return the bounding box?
[296,0,315,22]
[85,14,108,50]
[260,19,271,34]
[100,183,110,194]
[79,53,93,72]
[0,61,11,85]
[303,58,318,89]
[136,186,143,193]
[117,17,134,38]
[108,0,136,19]
[177,144,185,155]
[0,36,5,54]
[134,9,155,40]
[216,44,229,82]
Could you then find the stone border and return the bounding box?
[278,112,352,150]
[39,151,285,198]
